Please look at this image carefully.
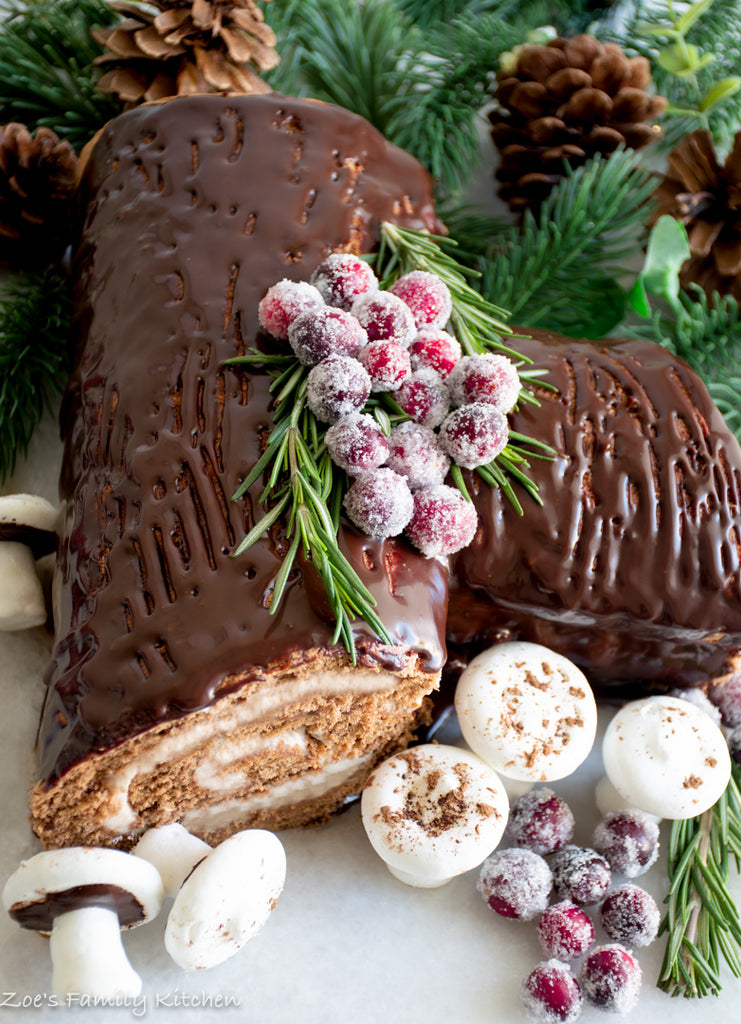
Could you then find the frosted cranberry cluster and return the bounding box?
[258,254,521,557]
[478,789,661,1022]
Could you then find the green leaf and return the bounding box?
[657,41,714,76]
[630,216,691,312]
[700,76,741,112]
[677,0,719,34]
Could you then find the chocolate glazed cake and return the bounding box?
[32,94,448,850]
[448,329,741,696]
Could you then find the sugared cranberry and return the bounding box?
[668,687,722,726]
[521,961,583,1024]
[600,884,660,948]
[310,253,378,310]
[477,848,552,921]
[508,788,575,856]
[343,468,413,538]
[389,270,452,330]
[288,306,368,365]
[258,279,324,339]
[386,421,450,490]
[709,673,741,727]
[409,329,462,377]
[551,846,611,906]
[538,901,594,961]
[351,291,417,348]
[396,369,449,428]
[306,355,371,424]
[592,810,659,878]
[447,353,521,412]
[405,484,478,558]
[729,725,741,766]
[579,944,641,1013]
[438,403,508,469]
[324,413,389,476]
[358,340,411,392]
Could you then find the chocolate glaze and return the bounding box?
[38,95,447,785]
[9,883,145,931]
[448,329,741,694]
[0,524,57,559]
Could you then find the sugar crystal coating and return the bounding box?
[508,787,575,856]
[668,686,722,726]
[438,403,509,469]
[729,725,741,766]
[343,468,413,538]
[396,369,450,428]
[405,484,478,558]
[288,306,368,365]
[410,329,462,377]
[306,355,371,424]
[521,960,583,1024]
[592,810,659,877]
[709,674,741,727]
[538,901,594,961]
[310,253,378,310]
[551,845,611,906]
[386,421,450,490]
[579,944,641,1014]
[325,413,389,476]
[478,848,552,920]
[351,291,417,348]
[258,279,325,340]
[389,270,452,330]
[600,884,660,948]
[358,340,411,392]
[447,353,521,412]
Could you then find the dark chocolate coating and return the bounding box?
[38,95,447,785]
[448,329,741,694]
[9,884,145,932]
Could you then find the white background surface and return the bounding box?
[2,0,741,1012]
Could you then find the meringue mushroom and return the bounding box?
[455,642,597,783]
[602,696,731,819]
[0,493,57,630]
[135,825,286,970]
[360,743,509,888]
[2,847,164,997]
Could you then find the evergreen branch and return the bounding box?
[0,0,122,151]
[659,765,741,997]
[0,267,73,483]
[228,351,392,663]
[445,149,657,339]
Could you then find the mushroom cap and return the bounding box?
[603,696,732,819]
[165,829,286,970]
[360,743,509,886]
[455,641,597,782]
[2,848,165,935]
[0,494,58,558]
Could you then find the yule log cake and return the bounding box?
[32,94,448,850]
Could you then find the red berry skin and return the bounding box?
[508,788,575,856]
[521,960,583,1024]
[409,329,462,377]
[438,403,508,469]
[709,673,741,727]
[396,370,450,428]
[447,353,521,412]
[358,340,411,392]
[288,306,368,365]
[343,468,413,538]
[599,884,660,948]
[551,846,611,906]
[389,270,452,330]
[310,253,378,310]
[592,810,659,878]
[405,485,478,558]
[386,422,450,490]
[306,355,371,424]
[579,945,641,1014]
[258,279,324,339]
[324,413,389,476]
[538,901,594,961]
[352,292,417,348]
[477,848,553,921]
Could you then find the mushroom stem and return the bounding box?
[49,906,141,998]
[386,864,453,888]
[0,542,46,630]
[133,823,211,899]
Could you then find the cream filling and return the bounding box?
[181,754,373,834]
[102,668,397,833]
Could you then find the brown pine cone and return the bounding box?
[654,128,741,302]
[0,123,79,268]
[94,0,279,104]
[490,34,668,213]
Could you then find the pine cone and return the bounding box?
[490,34,668,213]
[654,129,741,302]
[93,0,279,104]
[0,123,79,268]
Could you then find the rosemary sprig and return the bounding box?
[374,222,555,512]
[224,351,392,663]
[659,764,741,997]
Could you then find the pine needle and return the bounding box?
[0,267,73,483]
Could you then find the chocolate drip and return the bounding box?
[9,884,145,932]
[39,95,447,785]
[448,329,741,692]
